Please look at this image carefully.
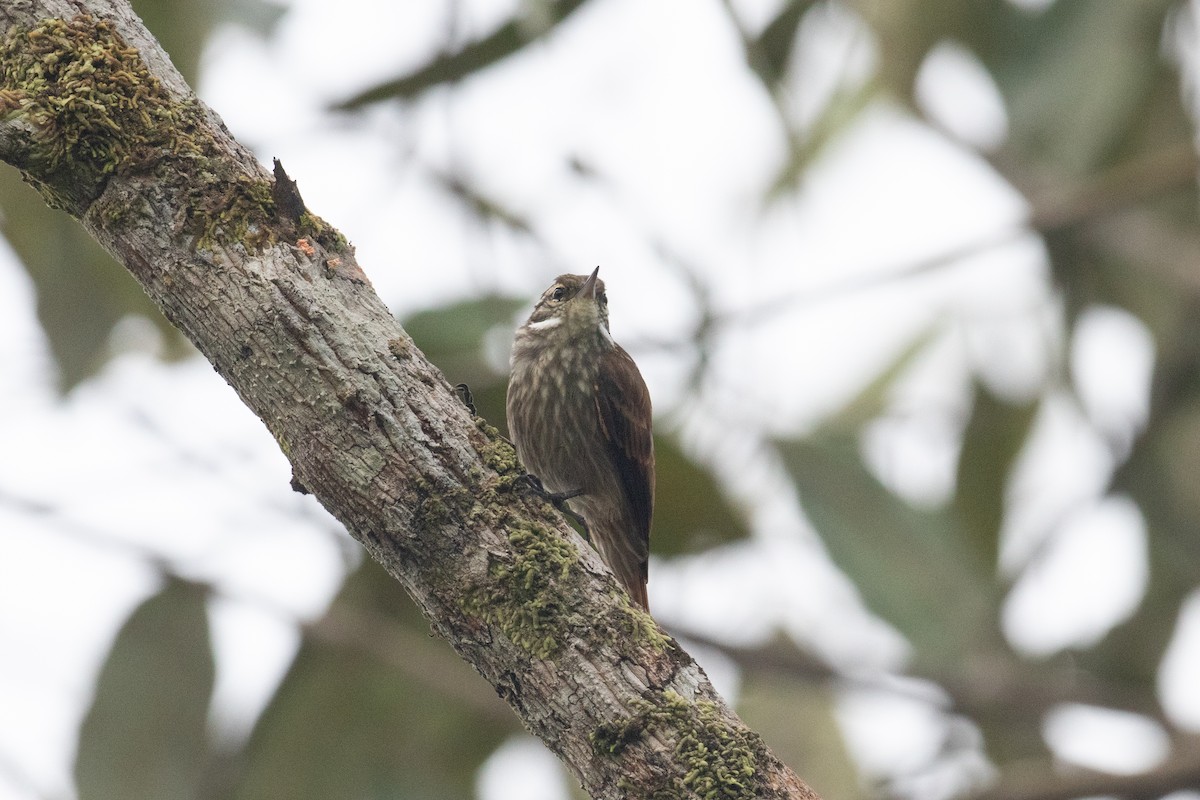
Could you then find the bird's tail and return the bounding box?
[593,525,649,612]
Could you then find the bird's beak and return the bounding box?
[581,266,600,300]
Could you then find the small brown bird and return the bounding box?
[506,267,654,609]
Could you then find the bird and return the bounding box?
[506,267,654,610]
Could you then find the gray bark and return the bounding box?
[0,1,821,797]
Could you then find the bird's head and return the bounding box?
[520,266,611,344]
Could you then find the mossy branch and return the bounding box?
[0,1,821,798]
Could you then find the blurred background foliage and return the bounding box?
[4,0,1200,799]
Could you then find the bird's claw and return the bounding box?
[454,383,477,415]
[515,474,589,535]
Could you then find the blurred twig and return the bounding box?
[971,735,1200,800]
[0,485,178,575]
[721,142,1200,329]
[429,168,537,238]
[670,625,936,702]
[670,622,1172,730]
[1015,142,1199,233]
[932,655,1173,730]
[334,0,591,109]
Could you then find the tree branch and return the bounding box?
[0,1,820,796]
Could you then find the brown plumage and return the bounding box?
[506,268,654,609]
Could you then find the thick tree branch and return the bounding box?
[0,1,820,796]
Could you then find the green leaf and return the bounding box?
[403,294,526,429]
[745,1,816,88]
[652,435,750,555]
[232,560,516,800]
[75,578,215,800]
[132,0,285,84]
[953,382,1039,573]
[767,80,877,199]
[964,0,1178,176]
[777,433,1002,666]
[0,175,189,390]
[1092,389,1200,688]
[404,295,525,383]
[825,324,939,432]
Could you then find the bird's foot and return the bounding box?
[515,474,589,535]
[453,383,477,415]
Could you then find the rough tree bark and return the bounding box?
[0,1,822,797]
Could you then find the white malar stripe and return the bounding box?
[528,317,563,331]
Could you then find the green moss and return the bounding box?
[463,522,578,659]
[189,170,276,251]
[0,15,184,209]
[612,595,671,652]
[595,691,764,800]
[298,210,350,253]
[591,715,647,756]
[0,13,278,250]
[475,419,522,478]
[459,432,580,660]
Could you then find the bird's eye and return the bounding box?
[551,286,566,301]
[599,292,608,306]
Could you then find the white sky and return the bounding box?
[1,1,1198,798]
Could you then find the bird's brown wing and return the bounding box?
[594,345,655,565]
